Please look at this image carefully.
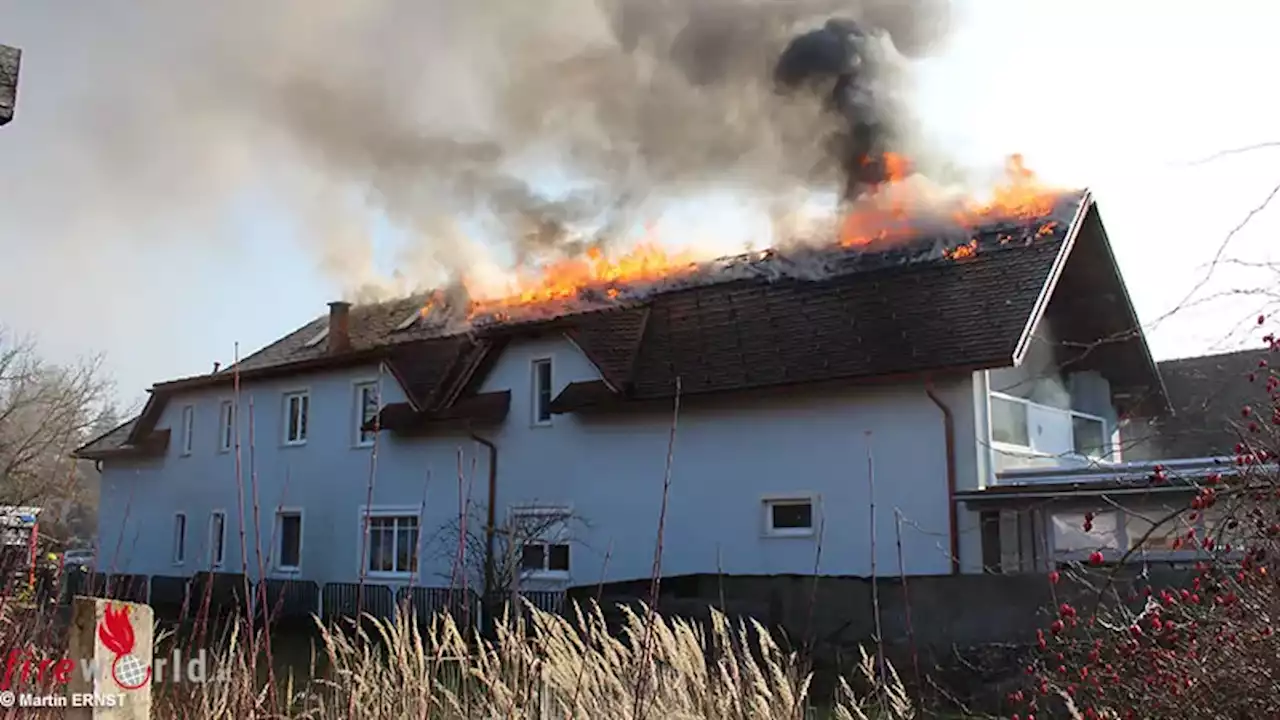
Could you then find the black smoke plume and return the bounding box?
[775,18,891,201]
[2,0,955,303]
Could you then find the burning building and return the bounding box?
[67,8,1182,601]
[0,44,18,127]
[74,183,1170,597]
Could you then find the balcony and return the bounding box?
[989,391,1114,476]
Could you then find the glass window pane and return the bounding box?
[1073,416,1106,457]
[174,516,185,562]
[521,544,546,571]
[396,523,417,573]
[287,397,300,441]
[548,543,570,571]
[299,395,309,439]
[280,514,301,567]
[535,361,552,422]
[992,396,1030,446]
[1051,511,1120,554]
[1124,504,1186,552]
[771,502,812,529]
[373,526,394,572]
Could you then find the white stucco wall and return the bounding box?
[97,334,982,589]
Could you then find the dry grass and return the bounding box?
[145,601,913,719]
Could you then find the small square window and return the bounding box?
[763,497,816,538]
[512,507,571,576]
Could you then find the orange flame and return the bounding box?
[431,153,1063,321]
[840,153,1061,251]
[464,242,704,318]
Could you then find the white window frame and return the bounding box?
[218,400,234,453]
[353,380,380,448]
[510,506,572,580]
[282,390,310,446]
[208,510,227,569]
[275,508,304,574]
[988,391,1112,461]
[180,405,195,456]
[531,358,553,427]
[762,494,818,539]
[356,505,422,580]
[172,512,187,565]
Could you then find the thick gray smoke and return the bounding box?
[1,0,953,300]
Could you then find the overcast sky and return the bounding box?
[1,0,1277,408]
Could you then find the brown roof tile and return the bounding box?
[80,190,1169,456]
[1127,348,1278,460]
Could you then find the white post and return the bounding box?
[67,596,153,720]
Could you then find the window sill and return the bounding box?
[274,566,302,576]
[353,442,374,450]
[991,443,1114,464]
[762,529,816,539]
[522,570,571,581]
[530,421,553,429]
[364,571,415,581]
[282,441,308,448]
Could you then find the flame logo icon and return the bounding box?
[97,603,151,690]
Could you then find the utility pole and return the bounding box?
[0,44,20,126]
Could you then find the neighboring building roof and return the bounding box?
[1125,347,1277,461]
[0,44,18,126]
[75,189,1168,458]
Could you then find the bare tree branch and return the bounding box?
[0,327,115,541]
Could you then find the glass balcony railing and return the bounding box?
[989,391,1112,473]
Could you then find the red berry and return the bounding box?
[1048,570,1061,585]
[1089,550,1105,566]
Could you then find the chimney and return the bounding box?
[327,301,352,354]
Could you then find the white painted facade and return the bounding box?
[94,326,1131,589]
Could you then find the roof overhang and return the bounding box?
[370,391,511,436]
[1011,198,1169,417]
[72,429,171,462]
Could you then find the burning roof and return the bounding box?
[75,186,1170,460]
[180,184,1088,382]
